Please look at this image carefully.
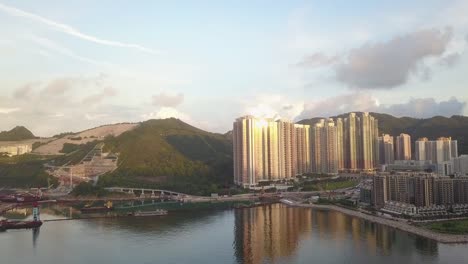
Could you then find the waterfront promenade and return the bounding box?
[281,199,468,244]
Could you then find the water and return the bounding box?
[1,204,467,264]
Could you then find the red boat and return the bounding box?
[0,194,42,203]
[0,195,17,203]
[0,219,42,230]
[0,201,43,231]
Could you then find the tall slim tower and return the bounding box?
[335,118,344,170]
[396,133,412,160]
[310,119,338,174]
[378,134,394,165]
[344,113,359,171]
[415,138,428,161]
[294,124,310,175]
[277,120,296,179]
[233,116,257,187]
[360,112,376,170]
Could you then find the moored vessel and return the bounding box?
[132,209,168,217]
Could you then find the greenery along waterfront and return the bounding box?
[422,219,468,235]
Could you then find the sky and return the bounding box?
[1,0,468,136]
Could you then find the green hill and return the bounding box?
[0,126,36,141]
[298,113,468,155]
[98,118,233,195]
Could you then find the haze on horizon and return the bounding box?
[1,0,468,137]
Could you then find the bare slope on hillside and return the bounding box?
[34,123,139,155]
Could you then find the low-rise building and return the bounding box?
[384,160,436,173]
[0,143,32,156]
[417,205,448,217]
[382,201,417,216]
[452,204,468,214]
[453,155,468,177]
[359,186,372,205]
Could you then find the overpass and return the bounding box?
[104,187,192,199]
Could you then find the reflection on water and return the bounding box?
[0,203,464,264]
[234,204,439,264]
[32,227,40,248]
[234,204,313,263]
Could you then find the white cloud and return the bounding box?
[82,87,118,105]
[0,107,21,114]
[296,93,466,120]
[0,3,160,54]
[335,28,453,89]
[141,107,190,121]
[240,94,304,121]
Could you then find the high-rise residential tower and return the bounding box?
[310,119,338,174]
[344,113,359,171]
[233,116,310,187]
[278,120,296,179]
[395,133,411,160]
[414,137,458,164]
[378,134,394,165]
[335,118,345,170]
[294,124,310,175]
[359,112,379,170]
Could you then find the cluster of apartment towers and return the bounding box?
[233,112,381,188]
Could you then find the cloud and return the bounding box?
[296,52,340,68]
[13,82,38,99]
[335,28,452,89]
[297,93,379,120]
[40,78,75,97]
[152,92,184,107]
[465,34,468,43]
[82,87,117,105]
[0,3,159,54]
[142,107,190,121]
[383,97,466,118]
[240,94,304,121]
[438,53,461,67]
[296,93,466,120]
[38,74,109,98]
[0,107,21,114]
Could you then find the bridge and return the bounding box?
[104,187,192,199]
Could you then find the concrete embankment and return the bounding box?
[281,199,468,244]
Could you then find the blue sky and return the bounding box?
[0,0,467,136]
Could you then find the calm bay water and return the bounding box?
[1,203,467,264]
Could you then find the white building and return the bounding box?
[453,155,468,177]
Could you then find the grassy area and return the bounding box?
[423,219,468,234]
[322,180,357,190]
[301,179,357,192]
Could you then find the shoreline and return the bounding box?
[281,200,468,244]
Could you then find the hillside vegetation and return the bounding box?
[299,113,468,155]
[0,126,36,141]
[98,118,233,195]
[0,154,57,188]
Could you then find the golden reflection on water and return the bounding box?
[234,204,437,264]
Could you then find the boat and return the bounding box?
[0,219,42,230]
[132,209,168,217]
